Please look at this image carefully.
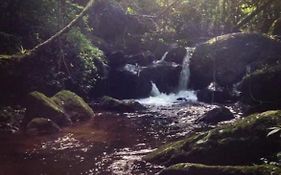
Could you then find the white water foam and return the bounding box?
[138,90,197,106]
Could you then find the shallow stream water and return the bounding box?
[0,99,226,175]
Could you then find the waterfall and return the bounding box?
[137,47,198,106]
[178,47,195,90]
[150,82,161,96]
[154,51,169,64]
[160,51,168,62]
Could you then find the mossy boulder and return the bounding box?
[269,18,281,36]
[196,106,234,124]
[25,91,71,126]
[52,90,94,122]
[239,64,281,109]
[25,90,94,126]
[95,96,146,112]
[190,32,281,89]
[26,118,61,135]
[159,163,281,175]
[145,110,281,166]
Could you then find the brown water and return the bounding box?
[0,102,237,175]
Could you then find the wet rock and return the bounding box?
[197,88,238,104]
[190,32,281,89]
[26,118,61,135]
[25,91,71,127]
[165,47,187,64]
[94,96,146,112]
[106,68,152,99]
[196,106,234,124]
[269,18,281,36]
[107,51,127,68]
[52,90,94,122]
[139,62,182,93]
[239,64,281,109]
[145,110,281,166]
[159,163,281,175]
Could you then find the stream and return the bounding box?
[0,99,223,175]
[0,48,241,175]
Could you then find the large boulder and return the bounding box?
[140,62,182,93]
[52,90,94,122]
[25,91,71,127]
[126,51,155,66]
[25,90,94,126]
[106,66,152,99]
[159,163,281,175]
[190,32,281,89]
[145,110,281,166]
[197,88,238,104]
[165,47,187,64]
[238,64,281,112]
[196,106,234,124]
[26,118,61,135]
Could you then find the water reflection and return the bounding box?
[0,102,239,175]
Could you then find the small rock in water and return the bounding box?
[26,118,61,135]
[196,106,234,124]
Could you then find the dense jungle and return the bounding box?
[0,0,281,174]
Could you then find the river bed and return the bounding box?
[0,100,240,175]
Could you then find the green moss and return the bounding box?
[26,91,70,126]
[29,91,64,115]
[145,110,281,165]
[26,90,94,126]
[160,163,281,175]
[52,90,94,121]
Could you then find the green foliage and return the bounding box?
[64,28,105,95]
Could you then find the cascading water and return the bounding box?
[178,47,195,90]
[150,82,161,96]
[154,51,169,64]
[160,51,168,62]
[137,48,197,106]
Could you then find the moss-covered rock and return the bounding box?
[196,106,234,124]
[159,163,281,175]
[190,32,281,89]
[52,90,94,122]
[96,96,146,112]
[25,91,71,126]
[25,90,94,126]
[26,118,61,135]
[239,64,281,109]
[145,110,281,166]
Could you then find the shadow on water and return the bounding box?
[0,102,234,175]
